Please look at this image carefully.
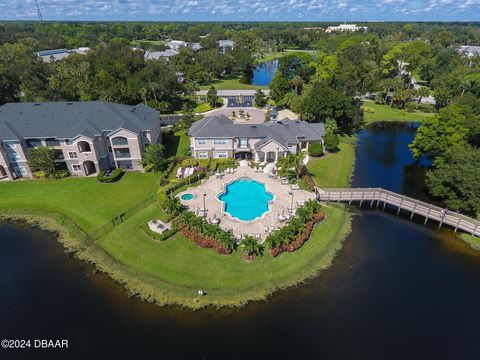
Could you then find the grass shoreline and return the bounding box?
[1,205,352,309]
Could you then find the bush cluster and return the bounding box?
[308,142,324,157]
[176,211,236,254]
[163,172,206,194]
[265,200,324,256]
[96,168,124,183]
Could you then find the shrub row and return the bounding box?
[269,211,325,257]
[96,168,124,183]
[163,171,207,194]
[265,200,323,255]
[300,165,315,192]
[175,211,236,254]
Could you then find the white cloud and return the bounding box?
[0,0,479,20]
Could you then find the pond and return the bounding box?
[251,60,278,86]
[2,122,480,358]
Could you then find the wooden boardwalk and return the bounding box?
[317,187,480,237]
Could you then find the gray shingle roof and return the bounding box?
[0,101,159,141]
[188,114,324,149]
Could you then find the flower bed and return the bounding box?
[269,211,325,257]
[180,227,233,255]
[175,211,236,255]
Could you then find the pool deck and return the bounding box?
[178,167,316,242]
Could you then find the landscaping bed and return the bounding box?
[270,211,325,257]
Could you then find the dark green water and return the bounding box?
[2,122,480,359]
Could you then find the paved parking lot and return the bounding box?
[226,96,254,107]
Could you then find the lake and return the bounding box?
[251,60,278,86]
[2,122,480,359]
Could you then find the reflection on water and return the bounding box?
[2,122,480,359]
[251,60,278,86]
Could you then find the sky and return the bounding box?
[1,0,479,21]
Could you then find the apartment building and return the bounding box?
[0,101,160,180]
[188,114,324,163]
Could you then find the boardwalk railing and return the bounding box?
[317,187,480,237]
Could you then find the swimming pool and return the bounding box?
[218,178,274,221]
[181,193,194,201]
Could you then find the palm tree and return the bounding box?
[280,152,307,180]
[416,87,430,103]
[241,236,264,257]
[291,75,304,96]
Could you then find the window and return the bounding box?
[197,139,207,145]
[111,137,128,146]
[4,142,17,150]
[239,138,248,148]
[72,164,82,172]
[65,140,72,145]
[45,138,60,147]
[117,160,133,170]
[13,166,27,176]
[68,152,78,159]
[8,153,20,162]
[214,139,227,145]
[142,131,149,138]
[198,151,208,159]
[213,151,228,159]
[108,146,112,153]
[114,148,131,158]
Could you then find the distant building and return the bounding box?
[457,45,480,57]
[218,40,235,54]
[36,47,90,63]
[325,24,367,33]
[167,40,188,51]
[144,49,179,61]
[166,40,202,52]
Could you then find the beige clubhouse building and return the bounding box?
[188,114,325,162]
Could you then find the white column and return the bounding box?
[275,149,279,162]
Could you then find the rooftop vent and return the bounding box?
[66,102,73,105]
[131,107,137,113]
[34,103,41,106]
[251,125,257,128]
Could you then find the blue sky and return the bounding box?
[1,0,479,21]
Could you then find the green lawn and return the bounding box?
[199,78,267,91]
[163,130,190,157]
[0,173,159,231]
[194,102,213,113]
[462,234,480,251]
[99,203,350,307]
[307,139,356,188]
[363,100,434,124]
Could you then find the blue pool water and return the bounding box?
[218,178,274,221]
[181,193,193,201]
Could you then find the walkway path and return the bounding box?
[317,187,480,237]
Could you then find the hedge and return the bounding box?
[97,168,124,183]
[163,171,206,194]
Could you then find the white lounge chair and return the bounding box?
[291,184,300,190]
[176,167,184,179]
[281,178,289,185]
[297,199,305,206]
